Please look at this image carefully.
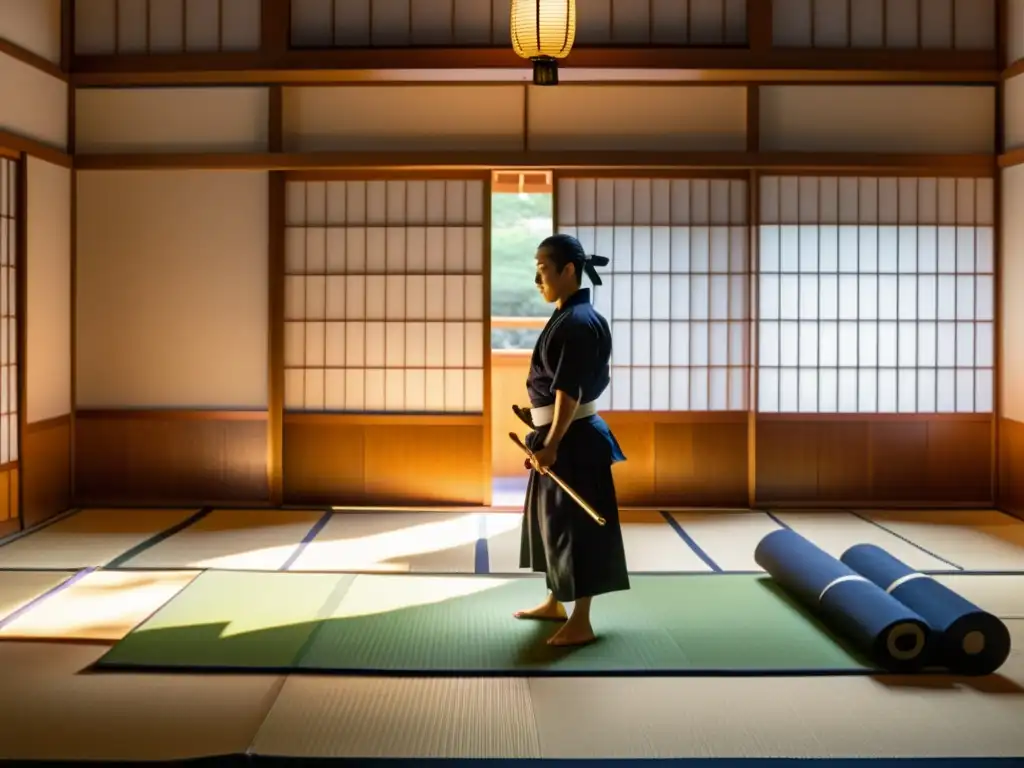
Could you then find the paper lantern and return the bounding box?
[510,0,576,86]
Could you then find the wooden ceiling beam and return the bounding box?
[0,129,72,168]
[72,150,996,175]
[69,47,999,87]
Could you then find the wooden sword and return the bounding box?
[508,432,607,526]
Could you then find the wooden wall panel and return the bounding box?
[491,350,530,478]
[74,0,262,54]
[75,87,270,154]
[772,0,995,50]
[0,466,19,537]
[283,415,486,506]
[759,85,995,154]
[22,415,70,527]
[74,411,269,505]
[602,418,655,507]
[290,0,746,48]
[283,417,364,502]
[755,421,876,502]
[0,0,62,63]
[652,416,748,507]
[528,86,747,152]
[756,416,992,505]
[999,418,1024,516]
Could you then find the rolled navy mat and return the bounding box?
[841,543,1011,676]
[754,528,931,672]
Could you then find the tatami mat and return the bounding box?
[858,510,1024,571]
[117,509,326,570]
[99,570,349,669]
[0,508,200,569]
[250,677,540,758]
[619,511,713,572]
[286,512,480,573]
[525,623,1024,759]
[668,511,783,571]
[771,510,957,571]
[0,569,200,641]
[245,621,1024,760]
[482,512,711,574]
[932,574,1024,619]
[0,641,281,762]
[479,512,522,573]
[0,571,75,624]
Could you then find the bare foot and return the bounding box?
[547,619,596,647]
[513,599,567,622]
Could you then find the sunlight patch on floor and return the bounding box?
[328,574,512,619]
[0,570,200,641]
[288,512,482,572]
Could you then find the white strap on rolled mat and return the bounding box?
[884,572,986,656]
[530,399,598,428]
[819,574,926,661]
[818,574,869,602]
[885,572,932,593]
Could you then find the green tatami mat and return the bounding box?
[96,572,876,675]
[96,570,353,669]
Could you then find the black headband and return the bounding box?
[582,254,610,286]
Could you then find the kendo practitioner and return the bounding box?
[513,233,630,647]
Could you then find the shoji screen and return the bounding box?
[283,175,486,414]
[290,0,746,48]
[771,0,995,50]
[556,174,750,412]
[757,175,995,414]
[0,157,18,470]
[75,0,263,54]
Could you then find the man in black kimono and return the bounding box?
[513,233,630,647]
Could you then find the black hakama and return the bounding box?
[519,288,631,604]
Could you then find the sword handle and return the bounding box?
[508,432,607,526]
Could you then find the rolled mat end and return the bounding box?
[841,543,1012,676]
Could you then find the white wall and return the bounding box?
[1001,166,1024,423]
[0,0,62,62]
[281,83,997,156]
[75,170,269,409]
[0,52,67,150]
[1004,2,1024,422]
[26,156,71,424]
[1010,0,1024,64]
[528,86,746,152]
[283,85,525,153]
[75,87,269,154]
[760,86,995,154]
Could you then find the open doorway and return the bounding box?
[490,171,553,507]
